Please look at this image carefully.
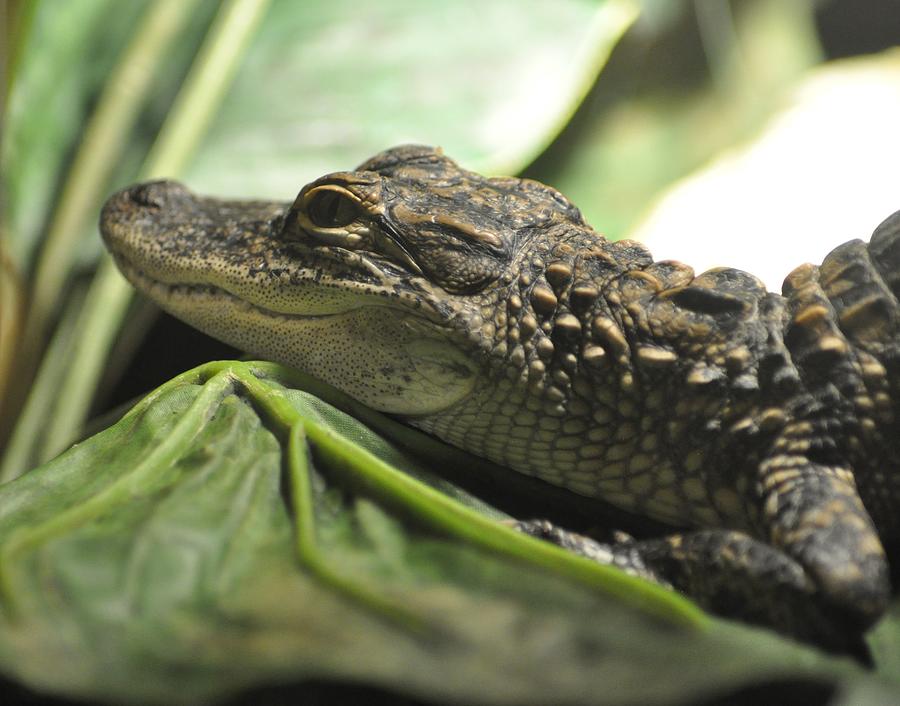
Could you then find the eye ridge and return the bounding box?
[307,190,357,228]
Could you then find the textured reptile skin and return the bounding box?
[101,145,900,650]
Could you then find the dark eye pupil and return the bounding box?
[308,191,356,227]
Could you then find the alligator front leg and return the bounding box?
[517,447,891,651]
[515,519,836,645]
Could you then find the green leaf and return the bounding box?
[1,0,150,270]
[0,361,878,704]
[528,0,823,241]
[185,0,638,198]
[868,602,900,683]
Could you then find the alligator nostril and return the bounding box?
[130,181,172,209]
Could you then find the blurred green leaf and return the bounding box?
[185,0,638,198]
[0,361,878,705]
[529,0,823,239]
[1,0,149,270]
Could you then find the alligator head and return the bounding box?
[100,145,588,416]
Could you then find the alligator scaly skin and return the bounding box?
[101,146,900,649]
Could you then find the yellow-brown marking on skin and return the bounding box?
[623,269,663,291]
[784,262,818,289]
[859,533,887,555]
[773,524,806,547]
[839,295,890,337]
[552,242,575,257]
[816,334,850,355]
[580,246,619,268]
[508,294,522,312]
[531,285,558,315]
[636,346,677,367]
[686,366,718,386]
[719,545,737,563]
[545,386,566,403]
[861,358,887,380]
[583,345,607,368]
[686,321,712,339]
[786,420,814,435]
[390,202,503,247]
[728,417,754,434]
[570,282,599,310]
[758,408,787,432]
[766,454,808,471]
[591,316,628,357]
[787,439,812,454]
[874,391,892,409]
[519,314,537,338]
[646,260,695,288]
[725,346,751,372]
[546,261,573,289]
[536,337,554,359]
[822,275,856,297]
[793,304,830,327]
[854,395,874,411]
[826,562,865,585]
[764,468,802,491]
[528,359,545,377]
[555,313,582,334]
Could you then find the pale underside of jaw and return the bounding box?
[114,255,478,416]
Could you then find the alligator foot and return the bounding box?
[514,518,873,656]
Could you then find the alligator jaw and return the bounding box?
[100,180,479,415]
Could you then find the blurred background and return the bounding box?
[2,0,900,479]
[2,2,900,704]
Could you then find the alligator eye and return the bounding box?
[307,189,358,228]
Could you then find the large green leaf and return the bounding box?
[0,361,891,705]
[1,0,147,269]
[528,0,823,240]
[185,0,638,198]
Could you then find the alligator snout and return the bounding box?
[126,180,190,210]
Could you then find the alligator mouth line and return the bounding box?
[115,255,366,322]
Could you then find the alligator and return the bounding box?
[100,145,900,650]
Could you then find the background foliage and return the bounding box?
[2,1,900,704]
